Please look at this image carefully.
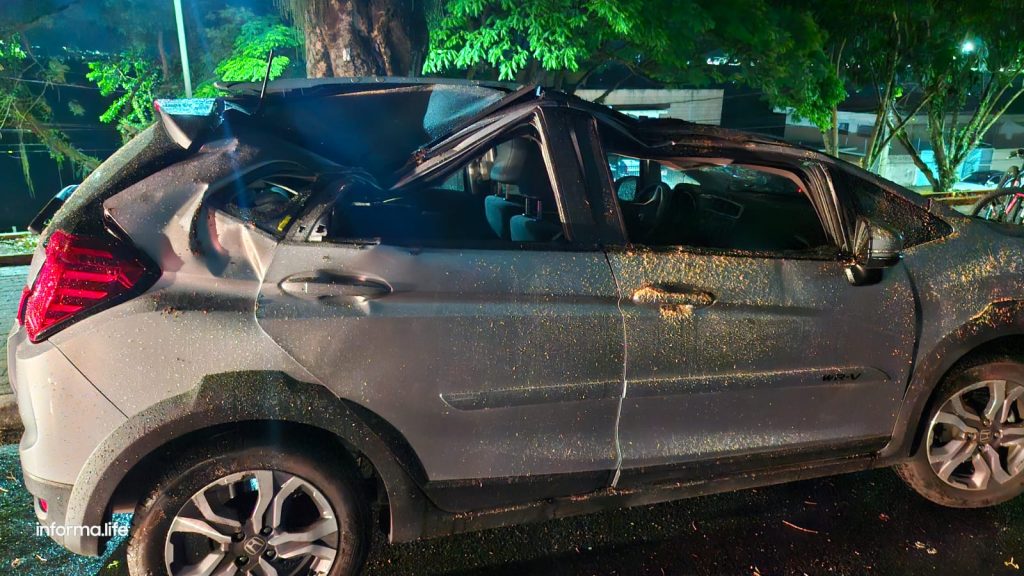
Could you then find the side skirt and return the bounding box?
[407,447,898,542]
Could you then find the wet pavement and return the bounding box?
[4,441,1024,576]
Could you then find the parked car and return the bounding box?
[952,169,1005,192]
[13,78,1024,576]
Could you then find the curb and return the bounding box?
[0,254,31,267]
[0,393,22,433]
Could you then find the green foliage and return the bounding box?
[0,233,39,255]
[426,0,591,80]
[192,81,224,98]
[0,32,98,195]
[0,36,26,71]
[43,58,69,83]
[86,52,160,142]
[213,17,302,82]
[851,0,1024,188]
[422,0,840,123]
[17,130,33,198]
[85,12,299,134]
[424,0,714,82]
[709,1,844,134]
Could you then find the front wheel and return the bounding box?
[127,436,370,576]
[971,188,1024,223]
[896,359,1024,507]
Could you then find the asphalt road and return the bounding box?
[3,442,1024,576]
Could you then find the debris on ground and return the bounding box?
[783,520,819,534]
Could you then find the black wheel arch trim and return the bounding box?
[63,371,434,556]
[882,299,1024,459]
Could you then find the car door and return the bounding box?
[600,150,917,474]
[256,114,625,492]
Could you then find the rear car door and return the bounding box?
[256,112,624,498]
[599,146,917,474]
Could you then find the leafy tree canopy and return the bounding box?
[87,10,303,136]
[0,31,98,195]
[213,17,303,82]
[423,0,843,136]
[86,51,161,141]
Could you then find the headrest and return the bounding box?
[490,138,543,184]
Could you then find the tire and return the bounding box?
[970,188,1024,223]
[126,435,370,576]
[896,358,1024,508]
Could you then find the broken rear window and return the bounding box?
[215,173,316,237]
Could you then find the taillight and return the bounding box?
[15,287,29,326]
[22,230,153,343]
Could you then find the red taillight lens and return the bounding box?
[23,230,150,343]
[16,287,29,326]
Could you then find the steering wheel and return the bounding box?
[624,182,671,242]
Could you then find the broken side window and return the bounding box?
[605,151,834,255]
[214,172,316,237]
[322,133,569,247]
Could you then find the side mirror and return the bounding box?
[846,217,903,286]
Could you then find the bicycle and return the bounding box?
[970,148,1024,223]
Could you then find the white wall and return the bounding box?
[574,89,724,125]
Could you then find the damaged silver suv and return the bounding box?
[12,78,1024,576]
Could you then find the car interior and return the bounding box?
[609,154,832,252]
[218,173,316,236]
[216,142,828,254]
[320,134,566,245]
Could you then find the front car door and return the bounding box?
[256,109,624,505]
[592,132,917,477]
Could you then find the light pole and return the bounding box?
[173,0,192,97]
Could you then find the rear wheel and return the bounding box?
[897,359,1024,507]
[127,436,369,576]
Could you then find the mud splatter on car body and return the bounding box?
[9,78,1024,563]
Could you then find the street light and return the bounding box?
[962,40,977,55]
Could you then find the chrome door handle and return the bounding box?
[631,284,715,308]
[280,272,392,299]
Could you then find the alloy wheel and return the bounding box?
[927,380,1024,491]
[164,470,340,576]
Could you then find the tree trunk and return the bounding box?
[302,0,425,78]
[936,164,959,194]
[894,127,940,191]
[821,105,839,156]
[157,30,170,81]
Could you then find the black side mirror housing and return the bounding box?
[846,217,904,286]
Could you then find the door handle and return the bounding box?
[631,284,715,308]
[280,271,392,300]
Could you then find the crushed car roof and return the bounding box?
[215,76,796,151]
